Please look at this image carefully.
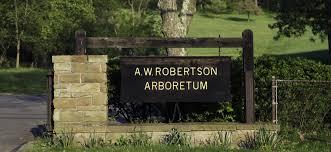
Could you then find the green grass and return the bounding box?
[187,12,328,56]
[0,68,48,94]
[28,141,331,152]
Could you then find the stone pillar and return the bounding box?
[52,55,108,132]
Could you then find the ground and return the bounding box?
[188,13,328,57]
[0,94,46,152]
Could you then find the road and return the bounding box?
[0,94,47,152]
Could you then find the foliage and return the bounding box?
[54,132,76,148]
[198,0,228,14]
[239,128,279,150]
[36,132,75,149]
[114,132,152,146]
[184,102,235,122]
[253,55,331,125]
[237,0,262,21]
[203,131,232,148]
[269,0,327,40]
[277,82,331,132]
[81,133,108,148]
[161,128,191,146]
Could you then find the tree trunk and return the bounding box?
[16,39,20,68]
[158,0,197,56]
[328,33,331,64]
[328,0,331,64]
[255,0,258,7]
[14,0,20,68]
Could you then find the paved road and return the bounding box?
[0,94,47,152]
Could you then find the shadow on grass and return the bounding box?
[225,17,253,22]
[270,49,330,64]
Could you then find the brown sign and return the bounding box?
[120,57,231,103]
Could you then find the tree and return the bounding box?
[158,0,197,56]
[238,0,261,22]
[269,0,331,63]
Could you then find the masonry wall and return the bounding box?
[52,55,108,132]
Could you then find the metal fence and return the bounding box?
[271,76,331,130]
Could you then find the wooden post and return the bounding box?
[75,31,86,55]
[47,70,54,133]
[327,0,331,64]
[242,29,255,123]
[271,76,277,124]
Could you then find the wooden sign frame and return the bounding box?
[75,29,255,123]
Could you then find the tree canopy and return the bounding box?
[269,0,327,40]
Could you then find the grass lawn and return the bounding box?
[28,140,331,152]
[0,68,48,94]
[187,12,328,57]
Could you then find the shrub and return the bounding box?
[81,133,108,148]
[161,128,190,146]
[253,55,331,128]
[239,128,279,150]
[114,132,152,146]
[204,131,232,148]
[53,132,75,148]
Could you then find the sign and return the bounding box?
[120,57,231,103]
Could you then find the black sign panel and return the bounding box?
[120,57,231,103]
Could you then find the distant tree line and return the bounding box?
[0,0,162,68]
[0,0,329,67]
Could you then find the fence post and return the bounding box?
[271,76,278,124]
[47,70,54,133]
[242,29,255,123]
[75,31,87,55]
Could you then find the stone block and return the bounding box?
[88,55,108,63]
[54,63,71,71]
[52,56,72,63]
[54,89,71,98]
[71,56,87,62]
[92,93,108,105]
[53,109,61,121]
[70,83,100,92]
[76,97,92,106]
[59,74,81,83]
[84,111,108,122]
[54,74,59,84]
[101,64,107,72]
[72,63,101,73]
[53,98,76,109]
[71,92,93,97]
[59,110,84,122]
[81,73,106,83]
[77,105,107,111]
[100,83,108,93]
[54,84,70,89]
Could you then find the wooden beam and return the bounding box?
[86,37,243,48]
[242,29,255,123]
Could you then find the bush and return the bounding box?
[161,129,190,146]
[253,55,331,123]
[204,131,232,148]
[81,133,108,148]
[239,128,279,150]
[114,132,152,146]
